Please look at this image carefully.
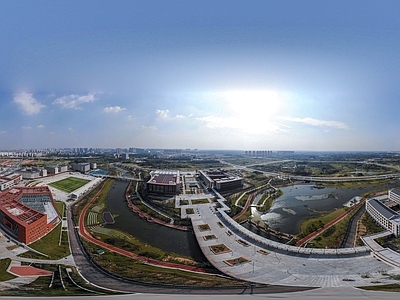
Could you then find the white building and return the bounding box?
[388,189,400,204]
[0,173,22,191]
[71,163,90,173]
[45,165,59,175]
[365,191,400,237]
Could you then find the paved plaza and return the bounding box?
[190,203,400,288]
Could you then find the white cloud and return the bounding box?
[196,115,237,130]
[196,115,288,134]
[103,106,126,113]
[37,124,45,129]
[141,125,157,130]
[127,115,134,120]
[68,127,74,131]
[283,117,350,130]
[155,109,192,120]
[0,131,6,135]
[21,126,32,130]
[156,109,170,119]
[13,93,45,115]
[53,93,97,110]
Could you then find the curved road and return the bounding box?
[342,206,366,248]
[66,183,311,295]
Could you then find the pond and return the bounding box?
[260,181,400,235]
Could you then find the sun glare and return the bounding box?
[218,90,286,134]
[222,90,284,117]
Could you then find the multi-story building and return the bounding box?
[198,169,243,192]
[58,165,68,173]
[0,186,60,244]
[146,170,180,194]
[45,165,59,175]
[0,174,22,191]
[388,189,400,204]
[17,167,47,180]
[71,163,91,173]
[365,190,400,237]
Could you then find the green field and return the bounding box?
[49,177,90,193]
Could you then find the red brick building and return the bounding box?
[0,186,60,244]
[146,170,181,194]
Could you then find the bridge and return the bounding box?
[91,173,143,182]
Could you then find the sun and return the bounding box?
[222,90,284,118]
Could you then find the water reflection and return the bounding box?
[104,180,207,262]
[260,182,400,235]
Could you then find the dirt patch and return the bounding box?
[6,245,20,251]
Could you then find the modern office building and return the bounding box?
[0,186,60,244]
[58,165,68,173]
[45,165,59,175]
[71,163,91,173]
[146,170,181,194]
[388,189,400,204]
[0,173,22,191]
[365,190,400,237]
[198,169,243,192]
[16,167,48,180]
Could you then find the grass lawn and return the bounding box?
[0,258,16,282]
[299,207,348,237]
[49,177,90,193]
[82,239,244,287]
[18,222,70,260]
[0,264,116,296]
[361,284,400,292]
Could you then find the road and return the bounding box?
[3,286,400,300]
[342,206,366,248]
[66,184,311,295]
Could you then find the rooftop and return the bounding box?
[148,170,180,185]
[367,198,398,219]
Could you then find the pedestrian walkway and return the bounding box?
[190,203,399,288]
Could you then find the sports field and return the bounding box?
[49,177,90,193]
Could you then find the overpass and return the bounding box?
[91,173,143,182]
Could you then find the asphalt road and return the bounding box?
[3,287,400,300]
[342,206,365,248]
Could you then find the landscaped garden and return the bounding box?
[185,208,194,214]
[257,249,270,255]
[203,234,217,241]
[192,198,209,204]
[198,224,211,231]
[224,257,250,267]
[217,221,225,228]
[237,239,250,247]
[209,243,231,254]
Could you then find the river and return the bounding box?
[104,180,399,257]
[104,180,207,262]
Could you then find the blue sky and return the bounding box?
[1,0,400,151]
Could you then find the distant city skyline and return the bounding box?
[1,1,400,151]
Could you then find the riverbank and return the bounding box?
[77,180,245,287]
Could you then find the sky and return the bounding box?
[1,0,400,152]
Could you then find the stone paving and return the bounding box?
[191,203,400,288]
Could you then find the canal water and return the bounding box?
[261,181,400,235]
[104,180,207,263]
[104,180,400,256]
